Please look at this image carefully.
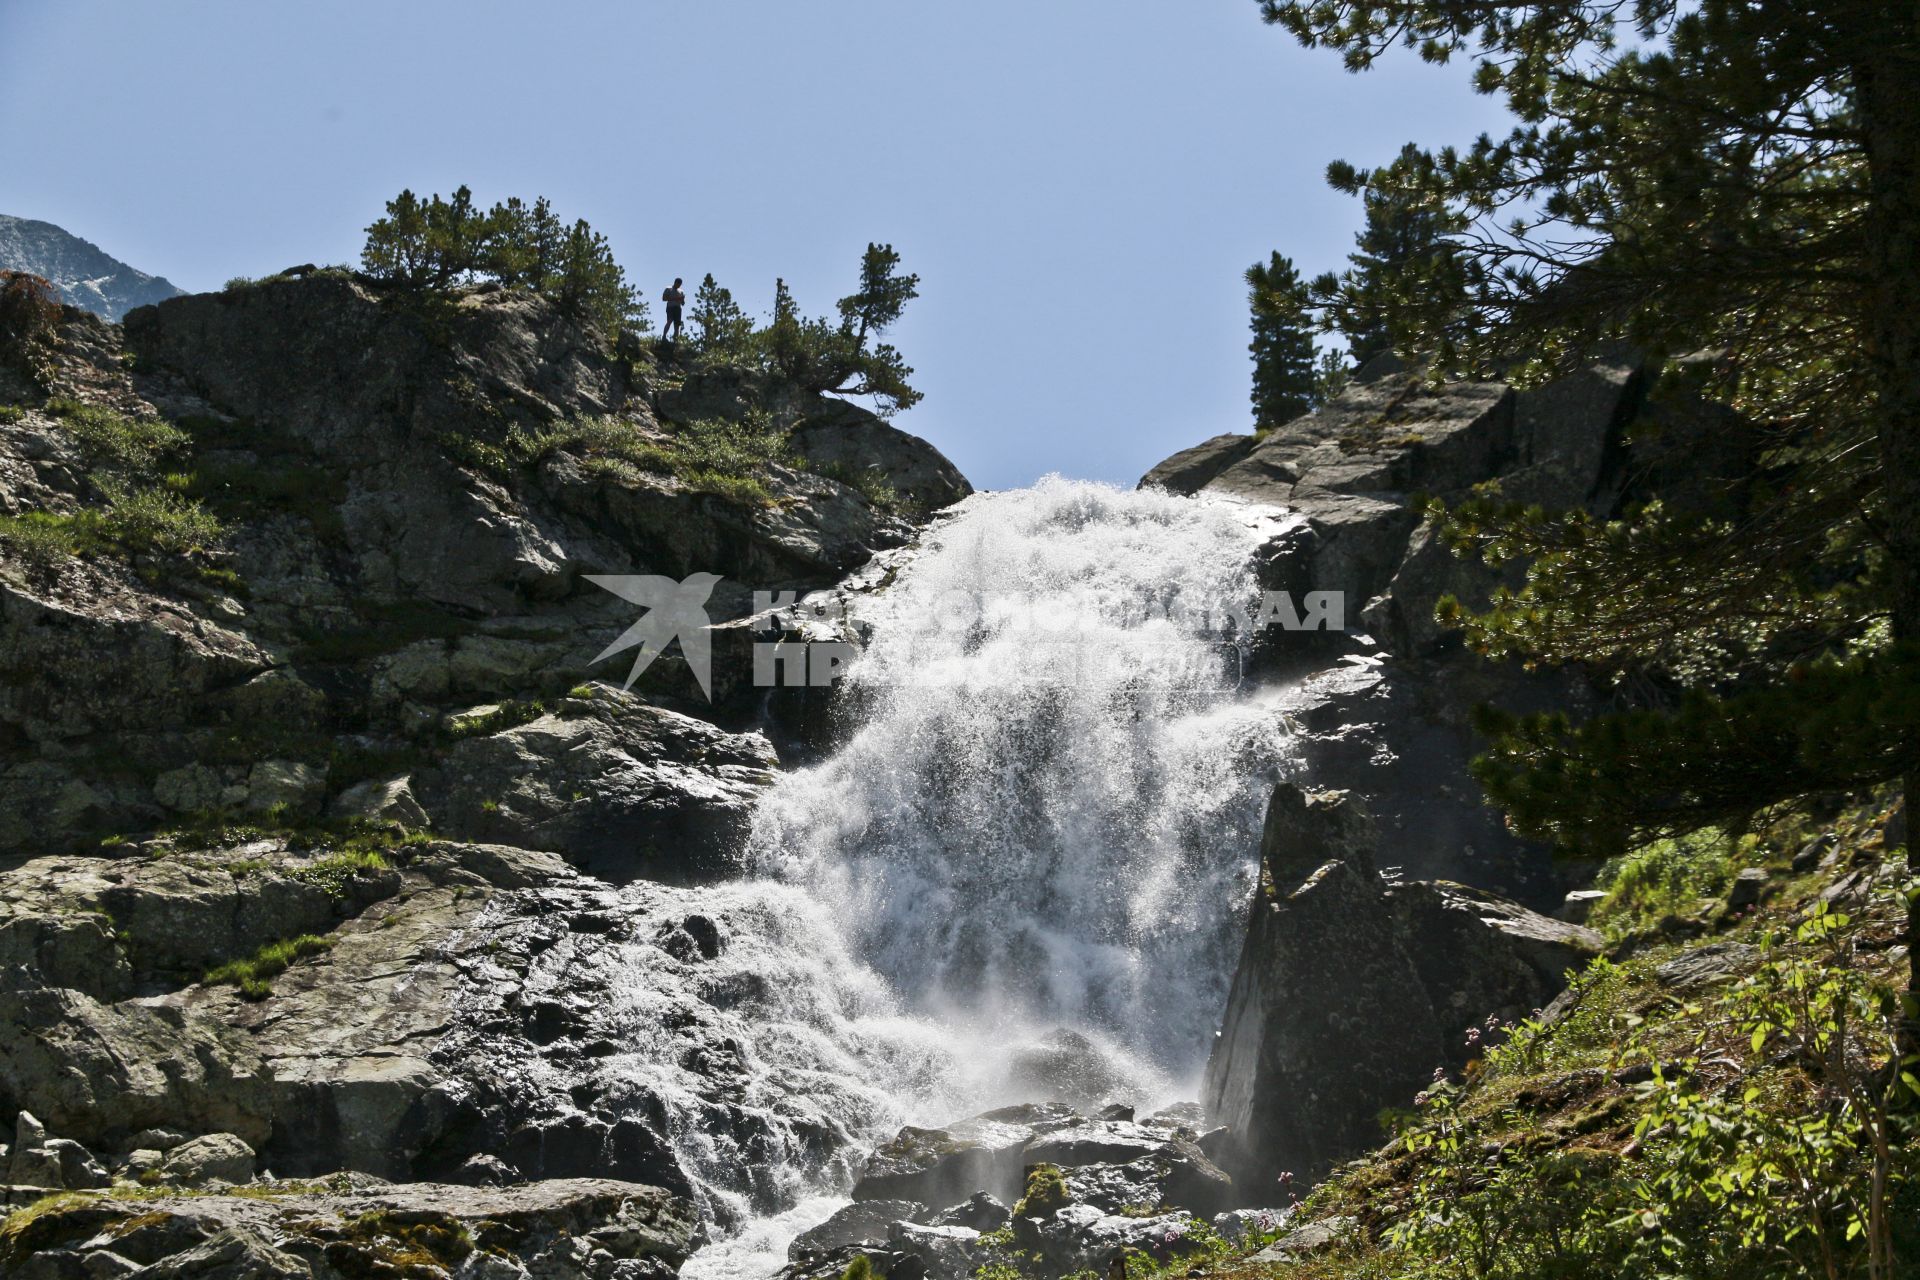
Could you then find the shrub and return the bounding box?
[1013,1163,1071,1218]
[689,273,756,361]
[807,459,905,512]
[0,271,61,385]
[87,480,224,555]
[45,399,191,471]
[0,511,82,566]
[362,187,642,335]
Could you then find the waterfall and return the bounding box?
[660,478,1296,1279]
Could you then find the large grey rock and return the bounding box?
[159,1132,255,1185]
[420,690,777,882]
[887,1220,983,1280]
[854,1104,1079,1205]
[1204,784,1602,1188]
[790,1199,928,1259]
[1138,433,1257,496]
[788,399,973,512]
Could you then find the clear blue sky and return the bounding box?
[0,1,1510,490]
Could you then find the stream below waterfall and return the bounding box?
[637,479,1298,1280]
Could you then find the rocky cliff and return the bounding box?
[0,215,186,322]
[1141,354,1743,1201]
[0,275,969,1277]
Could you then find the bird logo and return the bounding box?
[586,572,722,699]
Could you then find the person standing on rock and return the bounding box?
[661,278,686,342]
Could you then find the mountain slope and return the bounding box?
[0,213,184,320]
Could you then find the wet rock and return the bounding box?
[790,1199,929,1259]
[1018,1204,1207,1274]
[1058,1143,1233,1218]
[854,1104,1079,1206]
[855,1125,1004,1210]
[1205,785,1601,1188]
[887,1220,983,1280]
[930,1192,1009,1232]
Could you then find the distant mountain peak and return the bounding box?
[0,214,185,322]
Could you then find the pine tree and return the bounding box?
[1310,145,1465,367]
[689,274,754,361]
[1262,0,1920,1007]
[836,243,920,345]
[1246,252,1319,430]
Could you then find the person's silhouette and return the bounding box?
[662,278,686,342]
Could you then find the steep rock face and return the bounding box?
[0,276,968,855]
[0,214,185,321]
[1202,784,1600,1190]
[1141,356,1738,904]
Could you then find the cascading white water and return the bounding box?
[662,478,1297,1279]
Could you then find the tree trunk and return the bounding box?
[1854,5,1920,1051]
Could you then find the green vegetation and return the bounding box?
[0,399,227,575]
[360,186,643,335]
[1012,1163,1071,1219]
[1247,252,1321,430]
[0,480,224,566]
[1587,829,1757,939]
[288,848,391,898]
[1259,0,1920,1034]
[45,398,191,469]
[203,933,337,1000]
[0,403,27,425]
[1210,801,1918,1280]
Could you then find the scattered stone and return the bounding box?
[1557,889,1609,925]
[1247,1215,1353,1262]
[1655,943,1759,992]
[1791,834,1837,874]
[1211,1207,1294,1246]
[1726,867,1769,912]
[330,774,431,829]
[44,1137,111,1189]
[127,1128,189,1153]
[244,759,327,818]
